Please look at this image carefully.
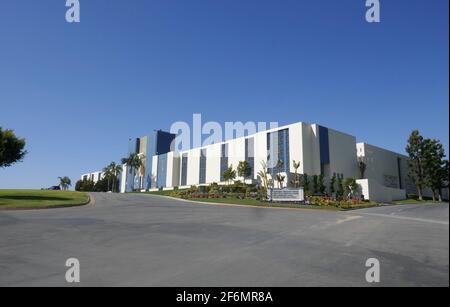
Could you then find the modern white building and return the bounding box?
[82,120,447,202]
[125,121,449,203]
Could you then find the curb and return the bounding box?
[144,194,341,213]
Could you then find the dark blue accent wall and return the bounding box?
[155,130,176,155]
[319,126,330,165]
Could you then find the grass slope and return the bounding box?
[0,189,90,210]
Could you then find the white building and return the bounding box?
[80,171,104,183]
[134,121,445,202]
[80,120,446,203]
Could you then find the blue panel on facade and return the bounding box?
[267,129,290,175]
[319,126,330,165]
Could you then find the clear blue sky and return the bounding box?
[0,0,448,189]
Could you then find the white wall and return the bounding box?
[205,143,221,183]
[357,179,406,203]
[151,155,158,188]
[302,124,321,175]
[328,128,357,179]
[165,152,181,188]
[120,165,127,193]
[186,148,200,185]
[357,143,410,192]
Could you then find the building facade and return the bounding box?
[82,120,447,202]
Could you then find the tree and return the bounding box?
[257,161,269,198]
[0,127,27,168]
[343,178,358,199]
[94,177,109,192]
[302,173,310,195]
[406,130,426,200]
[329,173,337,197]
[121,153,144,191]
[422,139,447,201]
[291,160,301,188]
[319,174,326,195]
[58,176,72,191]
[237,160,252,180]
[336,174,344,199]
[75,178,95,192]
[312,175,319,194]
[275,174,285,189]
[103,162,122,192]
[358,157,367,179]
[223,165,236,185]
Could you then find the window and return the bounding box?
[220,144,229,181]
[245,138,255,179]
[267,129,290,175]
[181,153,188,186]
[199,149,207,184]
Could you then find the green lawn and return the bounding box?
[0,189,90,210]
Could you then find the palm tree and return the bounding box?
[102,165,113,191]
[275,174,285,189]
[108,162,122,192]
[58,176,72,190]
[292,160,301,188]
[121,153,145,191]
[257,161,269,197]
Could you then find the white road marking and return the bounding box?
[356,212,449,225]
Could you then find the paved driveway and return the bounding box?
[0,193,448,286]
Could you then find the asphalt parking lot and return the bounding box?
[0,193,448,286]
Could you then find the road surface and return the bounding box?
[0,193,448,286]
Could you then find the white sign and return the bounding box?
[270,188,304,202]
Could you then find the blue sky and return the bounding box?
[0,0,448,189]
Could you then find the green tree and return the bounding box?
[336,175,344,199]
[103,162,122,192]
[121,153,144,191]
[422,139,447,201]
[223,165,236,185]
[343,178,358,199]
[318,174,326,195]
[406,130,426,200]
[257,161,269,198]
[302,173,310,195]
[77,178,95,191]
[358,157,367,179]
[94,177,109,192]
[58,176,72,191]
[237,160,252,180]
[312,175,319,194]
[291,160,301,188]
[329,173,337,197]
[0,127,27,168]
[275,174,285,189]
